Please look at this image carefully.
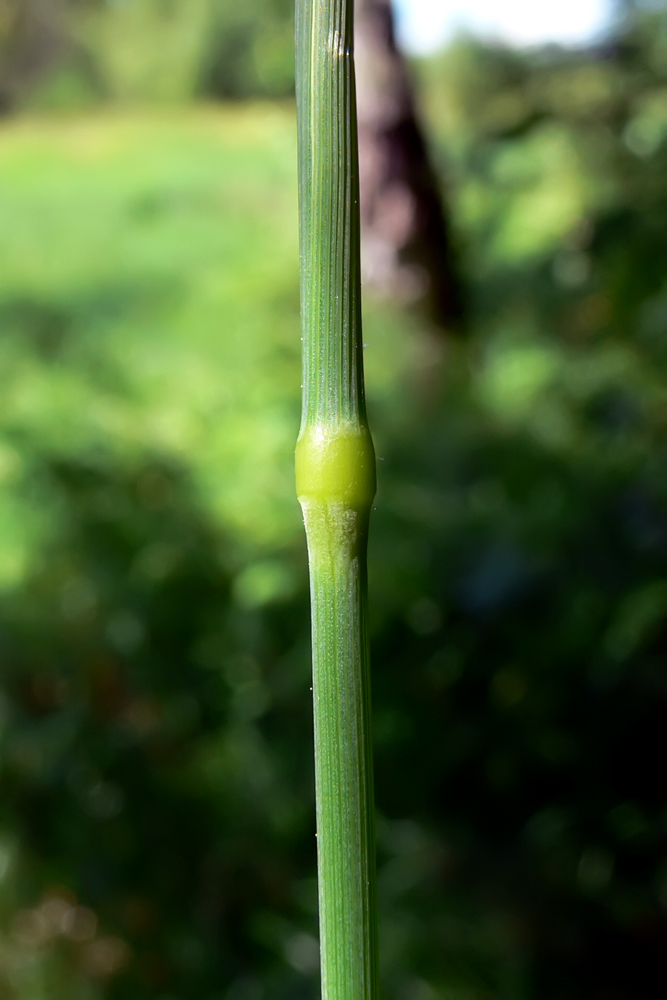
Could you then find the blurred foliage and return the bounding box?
[0,0,295,108]
[2,4,667,1000]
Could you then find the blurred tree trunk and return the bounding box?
[354,0,464,333]
[0,0,66,111]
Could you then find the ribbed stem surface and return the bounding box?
[296,0,366,430]
[295,3,378,1000]
[304,501,377,1000]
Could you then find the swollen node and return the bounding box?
[295,424,376,510]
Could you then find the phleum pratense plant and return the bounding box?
[294,2,379,999]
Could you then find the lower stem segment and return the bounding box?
[302,500,378,1000]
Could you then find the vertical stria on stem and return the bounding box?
[294,2,379,1000]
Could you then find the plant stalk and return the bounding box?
[295,2,378,1000]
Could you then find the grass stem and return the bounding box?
[295,2,379,999]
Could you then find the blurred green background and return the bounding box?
[2,1,667,998]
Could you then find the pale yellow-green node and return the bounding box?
[295,425,376,509]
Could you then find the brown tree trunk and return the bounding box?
[354,0,464,333]
[0,0,67,112]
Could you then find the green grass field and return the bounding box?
[0,106,417,594]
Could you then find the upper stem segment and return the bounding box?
[296,0,368,432]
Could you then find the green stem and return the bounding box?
[295,2,378,1000]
